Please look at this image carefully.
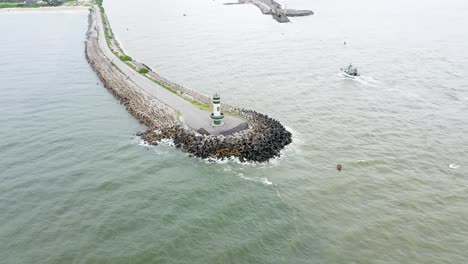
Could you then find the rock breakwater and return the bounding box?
[231,0,313,23]
[85,6,292,162]
[140,110,292,162]
[85,9,178,130]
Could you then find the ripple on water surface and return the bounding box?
[1,1,468,263]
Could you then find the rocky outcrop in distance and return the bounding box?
[227,0,313,23]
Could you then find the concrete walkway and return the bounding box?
[94,7,247,135]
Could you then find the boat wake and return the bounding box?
[359,75,382,84]
[338,73,381,87]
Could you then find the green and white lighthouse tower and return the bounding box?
[210,93,224,126]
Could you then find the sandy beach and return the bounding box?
[0,6,89,13]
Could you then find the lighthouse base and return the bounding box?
[211,113,225,127]
[211,120,224,127]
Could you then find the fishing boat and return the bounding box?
[341,64,360,78]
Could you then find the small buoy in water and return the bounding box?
[337,164,342,171]
[449,164,460,169]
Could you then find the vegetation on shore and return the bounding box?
[0,0,84,9]
[189,99,212,112]
[119,55,132,62]
[0,2,40,8]
[96,2,112,47]
[146,76,212,112]
[138,68,149,74]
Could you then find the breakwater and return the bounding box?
[85,6,292,162]
[140,110,292,162]
[85,9,178,130]
[228,0,313,23]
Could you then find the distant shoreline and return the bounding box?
[0,6,89,12]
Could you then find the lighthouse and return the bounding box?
[210,93,224,126]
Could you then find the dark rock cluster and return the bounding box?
[140,110,292,162]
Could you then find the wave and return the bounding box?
[237,173,272,185]
[359,75,382,84]
[337,72,381,87]
[354,159,378,165]
[133,136,175,148]
[354,76,378,87]
[204,156,244,164]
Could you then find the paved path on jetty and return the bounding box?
[94,7,247,135]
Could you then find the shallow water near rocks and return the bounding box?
[1,0,468,263]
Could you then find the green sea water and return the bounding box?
[1,1,468,263]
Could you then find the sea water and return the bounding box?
[1,0,468,263]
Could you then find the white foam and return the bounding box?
[360,75,382,84]
[275,189,282,198]
[138,140,151,147]
[158,139,175,147]
[134,135,175,147]
[204,157,232,164]
[355,159,374,165]
[237,173,273,185]
[284,125,297,137]
[203,153,285,167]
[354,76,377,87]
[129,135,151,147]
[263,126,299,166]
[338,72,380,87]
[449,163,460,169]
